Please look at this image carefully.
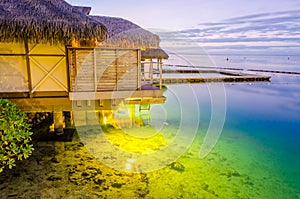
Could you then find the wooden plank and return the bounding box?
[0,92,30,98]
[117,83,138,87]
[32,91,68,97]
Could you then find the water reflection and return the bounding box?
[219,74,300,122]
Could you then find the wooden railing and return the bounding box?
[68,47,141,92]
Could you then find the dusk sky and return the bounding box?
[67,0,300,30]
[67,0,300,55]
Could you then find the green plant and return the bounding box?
[0,99,34,173]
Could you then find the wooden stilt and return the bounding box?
[54,111,65,134]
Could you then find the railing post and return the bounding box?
[150,59,153,84]
[115,49,118,91]
[137,49,141,90]
[93,49,97,91]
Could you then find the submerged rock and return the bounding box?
[50,157,60,164]
[170,161,185,172]
[93,177,105,185]
[111,182,123,188]
[220,168,241,178]
[8,193,18,198]
[46,175,62,181]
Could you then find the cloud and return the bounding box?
[159,9,300,55]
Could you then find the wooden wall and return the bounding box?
[0,41,68,98]
[1,43,142,99]
[0,42,29,93]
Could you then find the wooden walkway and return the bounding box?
[149,69,271,85]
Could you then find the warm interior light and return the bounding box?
[71,39,80,47]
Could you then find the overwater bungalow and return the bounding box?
[0,0,168,131]
[92,15,169,88]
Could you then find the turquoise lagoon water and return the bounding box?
[143,80,300,198]
[133,55,300,198]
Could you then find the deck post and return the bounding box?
[137,50,142,90]
[54,111,65,134]
[150,59,153,84]
[93,49,97,91]
[115,49,119,90]
[159,58,163,90]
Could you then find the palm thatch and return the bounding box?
[141,48,169,59]
[92,16,160,49]
[74,6,92,15]
[0,0,107,44]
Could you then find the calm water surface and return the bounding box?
[145,80,300,198]
[140,55,300,198]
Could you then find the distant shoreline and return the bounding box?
[166,52,300,57]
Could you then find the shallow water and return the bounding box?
[74,72,300,198]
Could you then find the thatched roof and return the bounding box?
[74,6,92,15]
[0,0,107,44]
[92,16,160,49]
[141,48,169,59]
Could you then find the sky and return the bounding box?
[67,0,300,55]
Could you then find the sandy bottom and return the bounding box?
[1,127,299,199]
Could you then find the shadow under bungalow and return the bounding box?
[0,0,169,134]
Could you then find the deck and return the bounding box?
[10,90,165,112]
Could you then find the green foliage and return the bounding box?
[0,99,34,173]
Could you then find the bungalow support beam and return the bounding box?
[53,111,65,134]
[24,40,33,98]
